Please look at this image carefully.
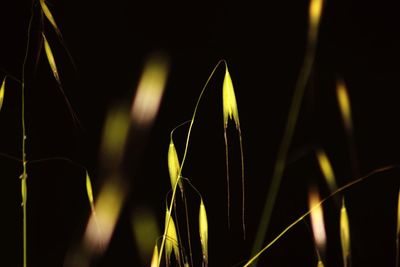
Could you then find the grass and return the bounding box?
[2,0,400,266]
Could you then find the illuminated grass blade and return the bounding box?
[0,76,5,111]
[222,63,246,237]
[39,0,62,37]
[317,259,325,267]
[199,198,208,267]
[340,198,351,267]
[42,33,60,83]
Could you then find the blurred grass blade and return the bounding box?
[39,0,62,37]
[308,0,324,41]
[251,0,325,261]
[42,32,60,83]
[131,53,169,126]
[340,198,351,267]
[150,245,159,267]
[309,186,326,261]
[316,148,338,193]
[132,208,160,265]
[317,259,325,267]
[199,198,208,266]
[164,208,180,266]
[0,76,5,111]
[168,138,182,193]
[336,79,353,134]
[83,179,126,255]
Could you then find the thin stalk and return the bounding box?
[21,4,36,267]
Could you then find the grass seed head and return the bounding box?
[164,208,180,265]
[168,139,182,192]
[222,65,240,129]
[39,0,62,37]
[42,33,60,83]
[340,198,351,267]
[150,244,159,267]
[199,198,208,265]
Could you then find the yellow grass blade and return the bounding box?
[0,77,5,111]
[85,171,95,213]
[308,0,324,41]
[83,179,126,255]
[132,208,160,265]
[150,245,159,267]
[199,198,208,266]
[42,33,60,83]
[336,79,353,134]
[39,0,62,37]
[130,53,169,127]
[340,198,351,267]
[308,186,326,255]
[168,139,182,193]
[316,148,338,193]
[317,259,325,267]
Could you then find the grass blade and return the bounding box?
[251,0,325,261]
[309,186,326,258]
[316,148,338,193]
[0,76,5,111]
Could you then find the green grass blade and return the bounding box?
[250,0,325,263]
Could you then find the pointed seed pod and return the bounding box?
[340,198,351,267]
[199,198,208,265]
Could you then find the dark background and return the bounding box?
[1,0,400,266]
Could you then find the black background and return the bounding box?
[1,0,400,266]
